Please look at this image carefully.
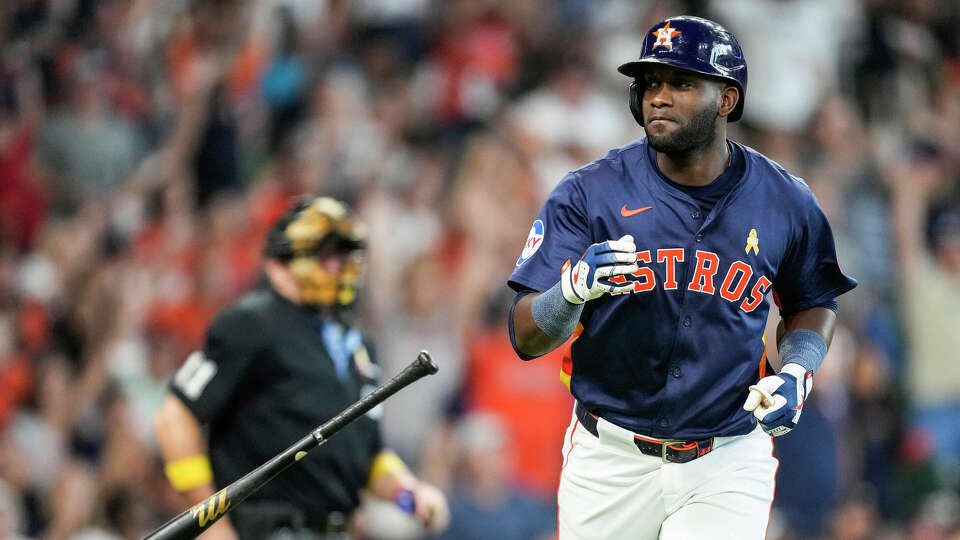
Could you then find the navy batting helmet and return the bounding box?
[618,16,747,125]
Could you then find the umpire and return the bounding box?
[155,196,449,539]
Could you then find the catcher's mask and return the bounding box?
[264,197,366,309]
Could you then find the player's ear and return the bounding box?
[718,85,739,119]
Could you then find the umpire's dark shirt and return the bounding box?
[169,287,382,519]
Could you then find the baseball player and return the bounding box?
[155,197,448,539]
[508,16,857,540]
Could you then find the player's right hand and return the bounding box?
[410,481,450,533]
[743,363,812,437]
[560,235,639,304]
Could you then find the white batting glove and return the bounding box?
[560,235,640,304]
[743,363,813,437]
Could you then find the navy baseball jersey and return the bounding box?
[508,137,857,439]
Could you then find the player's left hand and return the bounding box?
[742,363,813,437]
[408,481,450,533]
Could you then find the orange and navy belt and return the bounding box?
[575,402,714,464]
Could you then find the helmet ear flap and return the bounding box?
[628,80,644,127]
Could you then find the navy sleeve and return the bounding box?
[169,305,264,423]
[508,173,592,293]
[773,187,857,315]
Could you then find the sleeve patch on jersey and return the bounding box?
[174,350,218,400]
[516,220,545,266]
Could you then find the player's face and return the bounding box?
[641,66,723,154]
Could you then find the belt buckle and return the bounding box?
[661,442,670,462]
[663,440,696,463]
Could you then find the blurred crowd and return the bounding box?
[0,0,958,539]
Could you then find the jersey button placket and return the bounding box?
[682,316,692,327]
[671,365,682,378]
[691,210,701,219]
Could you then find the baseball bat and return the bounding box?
[144,350,439,540]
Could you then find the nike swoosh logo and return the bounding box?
[621,205,652,217]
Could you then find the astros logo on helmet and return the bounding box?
[651,22,680,50]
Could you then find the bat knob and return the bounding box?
[417,350,439,375]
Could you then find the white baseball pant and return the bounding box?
[557,405,778,540]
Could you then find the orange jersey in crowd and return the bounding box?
[466,328,574,497]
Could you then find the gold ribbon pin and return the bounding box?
[745,229,759,255]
